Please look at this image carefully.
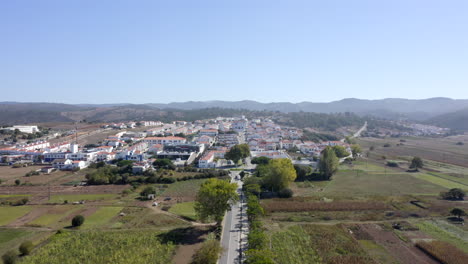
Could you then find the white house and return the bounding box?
[144,136,186,145]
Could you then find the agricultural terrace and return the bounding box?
[0,160,224,263]
[255,136,468,263]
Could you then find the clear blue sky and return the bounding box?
[1,0,467,104]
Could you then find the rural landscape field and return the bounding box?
[2,1,468,264]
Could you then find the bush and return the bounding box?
[247,230,268,250]
[19,241,34,255]
[140,186,156,199]
[441,188,466,201]
[72,215,85,227]
[191,239,222,264]
[383,143,391,147]
[278,188,293,198]
[15,179,21,185]
[2,250,18,264]
[386,161,399,167]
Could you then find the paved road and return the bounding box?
[219,171,248,264]
[353,121,367,138]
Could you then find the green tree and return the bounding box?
[153,158,176,170]
[194,178,239,225]
[410,156,423,170]
[319,146,339,180]
[19,241,34,256]
[244,249,275,264]
[71,215,85,227]
[251,156,271,165]
[332,145,350,158]
[450,208,466,220]
[441,188,466,200]
[246,195,264,221]
[225,144,250,165]
[2,250,18,264]
[351,144,362,158]
[294,164,312,180]
[140,186,156,199]
[247,229,268,250]
[262,158,297,191]
[191,239,223,264]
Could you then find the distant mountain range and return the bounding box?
[1,98,468,130]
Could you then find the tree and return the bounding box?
[194,178,238,225]
[191,239,223,264]
[153,159,176,170]
[410,156,423,170]
[244,249,275,264]
[251,156,271,165]
[140,186,156,199]
[441,188,466,200]
[19,241,34,256]
[351,144,362,158]
[247,229,268,250]
[14,179,21,186]
[450,208,466,220]
[2,250,17,264]
[225,144,250,165]
[319,146,339,180]
[332,145,350,158]
[72,215,85,227]
[294,164,312,180]
[262,158,297,191]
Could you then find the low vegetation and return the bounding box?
[20,230,175,264]
[416,240,468,264]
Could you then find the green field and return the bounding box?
[317,169,445,197]
[49,194,116,203]
[83,206,123,228]
[412,173,468,190]
[168,202,198,221]
[269,224,375,264]
[20,230,176,264]
[0,206,32,226]
[28,206,81,227]
[0,229,31,245]
[270,225,321,264]
[162,179,207,198]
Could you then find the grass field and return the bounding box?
[28,206,81,228]
[112,207,188,229]
[20,230,176,264]
[412,173,468,190]
[270,225,321,264]
[82,206,123,228]
[0,229,31,245]
[317,169,445,197]
[269,224,375,264]
[49,193,116,203]
[358,240,399,264]
[0,206,32,226]
[162,179,207,198]
[168,201,198,221]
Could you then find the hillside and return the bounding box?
[429,108,468,131]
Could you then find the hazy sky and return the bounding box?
[1,0,467,104]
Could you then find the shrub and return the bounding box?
[383,143,391,147]
[441,188,466,201]
[72,215,85,227]
[19,241,34,255]
[247,230,268,250]
[15,179,21,185]
[386,161,399,167]
[278,188,293,198]
[140,186,156,199]
[191,239,222,264]
[2,250,18,264]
